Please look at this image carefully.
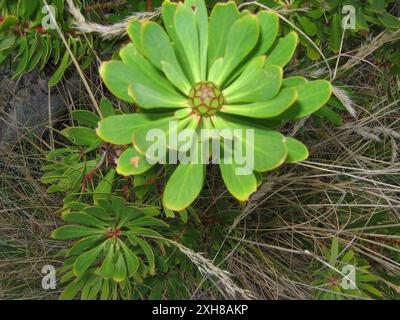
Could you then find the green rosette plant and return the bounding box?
[96,0,332,211]
[52,197,168,300]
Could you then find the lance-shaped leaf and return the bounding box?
[99,243,115,279]
[163,163,205,211]
[208,1,240,69]
[265,31,298,67]
[73,243,105,277]
[126,217,168,229]
[52,225,104,239]
[66,235,103,257]
[219,148,257,201]
[213,115,287,172]
[129,235,155,274]
[278,80,332,119]
[128,83,187,109]
[221,87,297,118]
[120,240,139,277]
[113,253,127,283]
[117,147,154,176]
[223,59,282,103]
[174,3,201,83]
[215,15,260,86]
[62,212,108,229]
[185,0,208,80]
[253,11,279,56]
[285,137,309,163]
[97,113,167,145]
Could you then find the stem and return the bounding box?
[146,0,152,12]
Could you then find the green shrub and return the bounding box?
[53,196,168,300]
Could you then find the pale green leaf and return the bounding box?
[163,163,205,211]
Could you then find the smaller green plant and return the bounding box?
[53,196,169,300]
[40,99,114,197]
[312,238,382,300]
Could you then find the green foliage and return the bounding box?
[41,99,115,199]
[0,0,97,82]
[53,197,169,300]
[261,0,400,60]
[98,0,332,211]
[312,237,382,299]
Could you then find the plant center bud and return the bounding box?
[188,81,224,117]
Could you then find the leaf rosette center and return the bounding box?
[188,81,224,117]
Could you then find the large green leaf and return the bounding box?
[208,1,240,70]
[162,0,194,84]
[285,137,309,163]
[100,61,136,103]
[254,11,279,55]
[163,163,205,211]
[185,0,208,80]
[221,88,297,118]
[213,115,287,172]
[214,15,260,86]
[278,80,332,119]
[223,58,282,103]
[128,83,187,109]
[219,156,257,201]
[126,20,144,53]
[265,31,298,67]
[282,76,308,88]
[119,44,179,95]
[161,60,191,95]
[117,147,154,176]
[96,113,167,145]
[141,21,177,70]
[174,3,201,83]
